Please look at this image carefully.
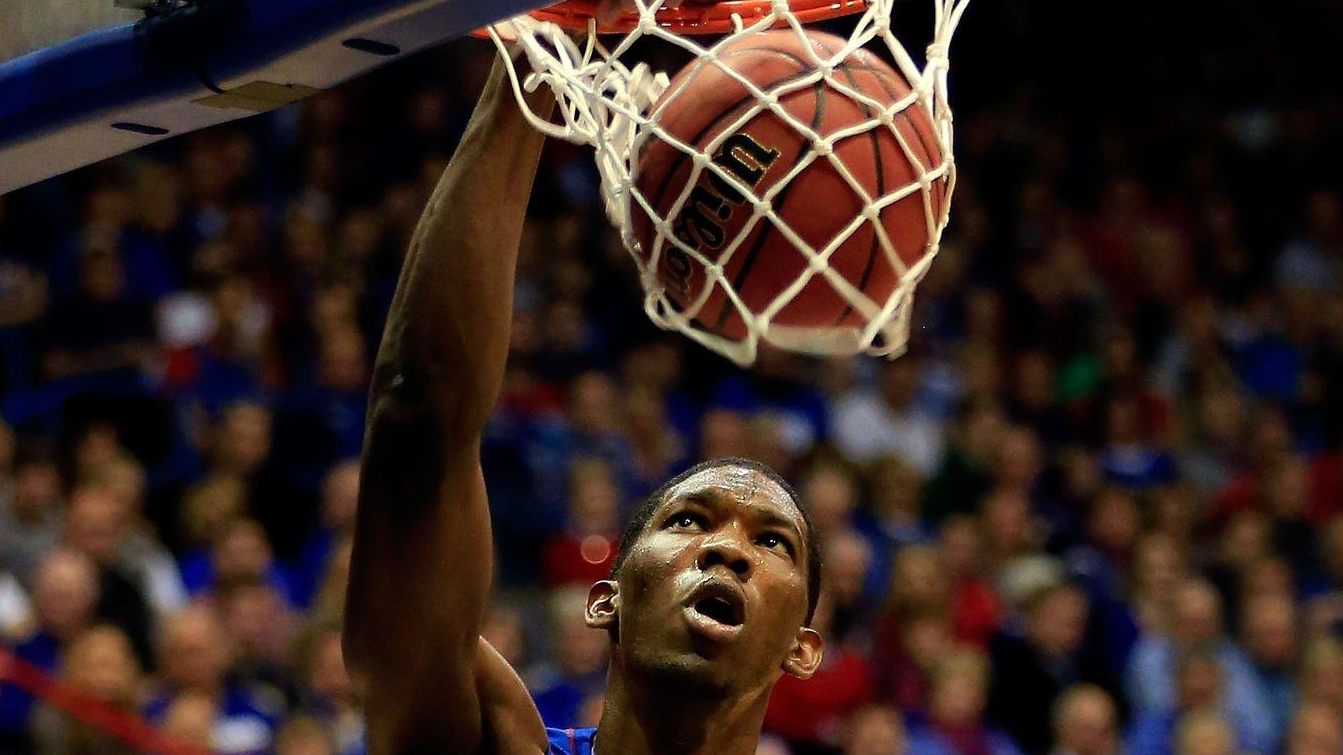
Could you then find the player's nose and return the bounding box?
[696,528,752,578]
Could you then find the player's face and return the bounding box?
[589,466,823,697]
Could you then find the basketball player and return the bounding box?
[342,33,825,755]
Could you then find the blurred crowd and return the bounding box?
[2,2,1343,755]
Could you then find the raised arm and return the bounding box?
[343,58,552,755]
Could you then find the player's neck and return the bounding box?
[594,665,771,755]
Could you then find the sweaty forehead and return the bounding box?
[660,466,803,526]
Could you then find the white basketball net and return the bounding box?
[488,0,970,365]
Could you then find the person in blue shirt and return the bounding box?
[342,39,823,755]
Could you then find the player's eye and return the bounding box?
[757,532,793,556]
[668,512,704,530]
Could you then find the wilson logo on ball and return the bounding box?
[663,133,780,296]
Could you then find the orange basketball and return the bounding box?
[631,29,949,342]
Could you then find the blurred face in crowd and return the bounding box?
[1219,511,1271,572]
[161,692,216,751]
[1088,489,1139,554]
[221,582,284,660]
[569,372,619,436]
[216,403,272,476]
[482,602,526,668]
[902,612,954,672]
[844,706,905,755]
[568,460,620,536]
[994,427,1040,489]
[800,465,856,535]
[1299,639,1343,713]
[212,519,274,581]
[553,587,609,677]
[980,489,1033,559]
[64,486,128,564]
[1176,713,1235,755]
[275,718,334,755]
[1172,580,1223,647]
[889,546,949,612]
[1133,534,1184,608]
[161,607,231,692]
[1175,655,1221,711]
[929,651,988,727]
[591,465,820,699]
[308,631,355,705]
[1027,585,1089,658]
[65,625,140,705]
[938,515,984,580]
[78,248,127,302]
[1240,557,1294,604]
[74,424,121,476]
[1241,594,1297,669]
[183,477,246,547]
[33,550,99,638]
[1264,460,1309,519]
[1287,703,1343,755]
[823,531,870,607]
[1052,686,1118,755]
[318,325,367,391]
[699,409,751,460]
[12,458,61,519]
[321,460,361,532]
[870,457,920,520]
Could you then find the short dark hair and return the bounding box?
[609,457,823,625]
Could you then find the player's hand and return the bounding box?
[594,0,713,25]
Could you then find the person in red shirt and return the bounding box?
[541,459,622,588]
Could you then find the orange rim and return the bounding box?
[488,0,870,35]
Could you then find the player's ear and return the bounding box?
[585,580,619,631]
[781,627,823,680]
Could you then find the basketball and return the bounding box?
[631,28,950,342]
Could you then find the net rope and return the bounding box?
[488,0,970,365]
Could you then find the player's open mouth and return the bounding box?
[683,581,746,642]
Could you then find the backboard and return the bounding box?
[0,0,548,195]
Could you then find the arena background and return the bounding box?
[2,2,1343,755]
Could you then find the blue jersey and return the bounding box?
[546,727,596,755]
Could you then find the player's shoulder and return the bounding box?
[545,727,597,755]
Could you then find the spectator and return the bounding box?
[800,460,861,536]
[195,518,296,606]
[273,716,335,755]
[217,577,298,709]
[0,550,101,751]
[988,582,1117,755]
[1125,578,1271,754]
[764,592,875,752]
[1049,685,1119,755]
[542,458,621,588]
[1296,637,1343,718]
[530,587,609,727]
[295,624,363,755]
[1238,593,1298,746]
[1284,702,1343,755]
[0,446,62,588]
[842,706,906,755]
[29,625,142,755]
[833,356,945,473]
[1173,712,1236,755]
[288,461,359,608]
[937,515,1003,649]
[144,606,281,755]
[907,648,1022,755]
